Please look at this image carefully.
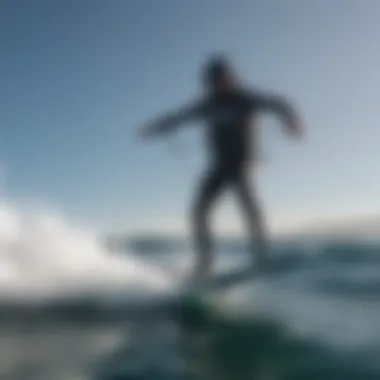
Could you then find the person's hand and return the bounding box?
[137,124,154,141]
[291,118,304,139]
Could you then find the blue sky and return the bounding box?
[1,0,380,234]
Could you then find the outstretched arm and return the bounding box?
[138,101,205,140]
[255,93,304,138]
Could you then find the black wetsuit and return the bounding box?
[151,86,296,275]
[191,88,272,275]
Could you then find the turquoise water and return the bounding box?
[1,238,380,379]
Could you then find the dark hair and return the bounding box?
[202,54,232,85]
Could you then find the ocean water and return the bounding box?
[1,233,380,380]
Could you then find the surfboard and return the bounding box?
[180,258,297,295]
[197,267,260,291]
[124,259,297,323]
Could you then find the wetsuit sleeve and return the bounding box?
[141,100,206,138]
[250,91,303,136]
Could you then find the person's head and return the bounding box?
[202,54,237,94]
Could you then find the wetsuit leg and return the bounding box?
[232,165,270,268]
[191,166,226,278]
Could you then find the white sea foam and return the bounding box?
[0,200,171,302]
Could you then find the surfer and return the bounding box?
[138,54,304,280]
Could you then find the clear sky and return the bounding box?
[1,0,380,234]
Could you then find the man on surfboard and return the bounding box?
[138,54,304,280]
